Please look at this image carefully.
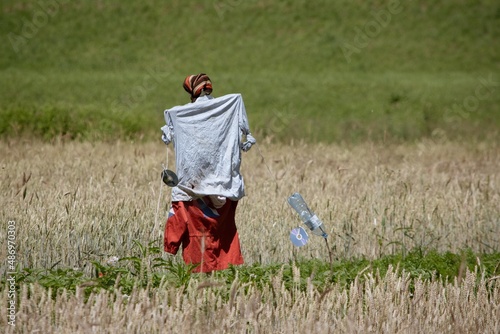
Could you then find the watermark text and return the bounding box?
[6,220,17,327]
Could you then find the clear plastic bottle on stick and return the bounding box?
[287,193,328,238]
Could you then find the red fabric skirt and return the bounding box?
[164,197,244,273]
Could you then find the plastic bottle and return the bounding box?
[287,193,328,238]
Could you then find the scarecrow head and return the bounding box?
[183,73,213,102]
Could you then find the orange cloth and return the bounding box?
[164,197,244,273]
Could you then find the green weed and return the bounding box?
[4,243,499,301]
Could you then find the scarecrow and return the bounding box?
[160,73,256,273]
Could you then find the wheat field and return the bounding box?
[1,139,499,332]
[2,267,499,333]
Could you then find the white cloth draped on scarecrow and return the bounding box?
[161,93,255,202]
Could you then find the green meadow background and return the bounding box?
[0,0,499,143]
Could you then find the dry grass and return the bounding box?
[1,267,499,333]
[1,139,499,332]
[1,139,498,268]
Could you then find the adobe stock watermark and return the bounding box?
[416,73,498,153]
[110,66,172,112]
[443,73,498,125]
[8,0,70,53]
[6,220,17,327]
[340,0,404,63]
[266,104,296,139]
[213,0,256,19]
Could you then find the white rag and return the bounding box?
[161,94,255,201]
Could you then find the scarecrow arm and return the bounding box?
[161,125,173,145]
[241,132,256,152]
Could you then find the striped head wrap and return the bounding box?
[183,73,213,102]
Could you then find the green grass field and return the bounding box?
[1,0,499,142]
